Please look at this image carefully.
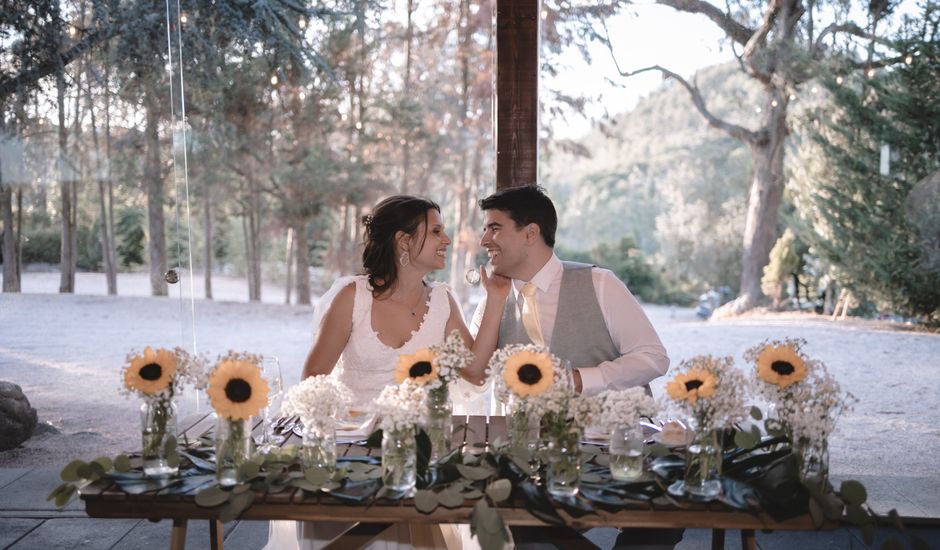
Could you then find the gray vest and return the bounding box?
[498,261,652,395]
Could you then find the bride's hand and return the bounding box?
[480,266,511,302]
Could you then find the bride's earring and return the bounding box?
[399,251,410,267]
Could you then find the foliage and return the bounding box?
[790,9,940,320]
[116,208,145,268]
[761,229,807,305]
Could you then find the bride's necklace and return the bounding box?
[389,284,426,317]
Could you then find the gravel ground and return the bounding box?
[1,272,939,478]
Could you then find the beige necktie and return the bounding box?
[520,282,545,346]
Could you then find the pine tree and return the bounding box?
[794,6,940,319]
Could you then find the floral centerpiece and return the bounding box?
[372,379,429,492]
[122,346,204,478]
[593,388,657,480]
[282,375,353,475]
[206,351,269,486]
[489,344,590,496]
[664,355,748,499]
[395,330,474,459]
[745,338,853,486]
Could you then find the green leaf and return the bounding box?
[93,457,113,472]
[861,523,875,546]
[750,406,764,420]
[238,461,260,481]
[649,443,670,458]
[438,487,465,508]
[839,480,868,506]
[227,491,254,518]
[54,484,77,508]
[195,485,230,508]
[365,429,383,448]
[232,483,252,494]
[60,460,85,482]
[164,436,178,456]
[415,490,439,513]
[304,468,331,486]
[166,452,181,469]
[846,504,869,526]
[594,454,610,466]
[472,498,502,532]
[580,472,603,483]
[808,496,825,529]
[47,483,70,502]
[734,430,758,450]
[463,489,483,499]
[485,479,511,503]
[113,455,131,473]
[456,464,494,481]
[471,499,507,550]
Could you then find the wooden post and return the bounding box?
[710,528,725,550]
[170,518,188,550]
[495,0,540,190]
[209,519,224,550]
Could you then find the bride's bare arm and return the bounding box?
[301,283,356,379]
[445,267,511,385]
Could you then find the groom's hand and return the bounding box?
[480,266,511,301]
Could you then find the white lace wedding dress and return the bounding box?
[264,275,477,550]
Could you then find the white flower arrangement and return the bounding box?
[591,388,657,433]
[372,379,429,432]
[428,330,475,390]
[663,355,748,431]
[745,338,854,445]
[282,375,354,428]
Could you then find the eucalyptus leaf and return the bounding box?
[305,468,332,486]
[846,504,869,526]
[113,455,131,473]
[473,498,502,532]
[594,454,610,467]
[218,501,240,524]
[93,456,113,472]
[232,483,252,494]
[648,443,670,458]
[808,495,824,529]
[456,464,494,481]
[54,484,77,508]
[229,490,254,515]
[164,436,178,455]
[839,480,868,506]
[61,460,84,482]
[861,523,876,546]
[415,490,439,513]
[485,479,511,503]
[734,430,759,450]
[463,489,483,499]
[166,452,181,469]
[238,461,260,481]
[438,487,465,508]
[195,485,231,508]
[580,472,603,484]
[750,406,764,420]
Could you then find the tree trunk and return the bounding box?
[284,226,294,305]
[57,56,75,294]
[400,0,415,193]
[144,96,168,296]
[104,54,117,294]
[88,83,116,295]
[1,183,18,292]
[203,186,213,300]
[732,106,787,313]
[295,221,311,306]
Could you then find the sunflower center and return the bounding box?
[224,378,252,403]
[771,361,795,375]
[409,361,433,378]
[684,379,704,391]
[517,364,543,385]
[139,363,162,381]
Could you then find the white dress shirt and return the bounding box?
[471,254,670,396]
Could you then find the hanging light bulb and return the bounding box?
[68,25,78,37]
[755,106,762,113]
[771,99,779,108]
[298,91,306,100]
[541,10,548,19]
[905,54,913,65]
[836,76,844,85]
[866,67,876,78]
[298,18,307,30]
[789,94,796,101]
[270,75,279,86]
[179,12,188,24]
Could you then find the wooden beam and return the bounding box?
[495,0,540,190]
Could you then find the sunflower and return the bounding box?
[124,346,177,395]
[395,348,440,385]
[756,344,807,388]
[503,350,554,397]
[666,367,717,405]
[207,359,270,420]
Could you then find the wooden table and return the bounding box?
[81,414,833,549]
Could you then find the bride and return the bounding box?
[264,195,510,550]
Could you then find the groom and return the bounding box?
[470,185,669,396]
[470,185,680,549]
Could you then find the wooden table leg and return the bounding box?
[741,529,756,550]
[170,518,188,550]
[710,528,725,550]
[210,519,224,550]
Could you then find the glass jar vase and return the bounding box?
[301,419,337,476]
[140,400,179,479]
[426,386,453,462]
[609,425,645,481]
[382,426,417,493]
[544,427,582,498]
[215,416,253,486]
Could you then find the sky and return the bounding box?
[544,1,924,139]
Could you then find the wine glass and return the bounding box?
[257,356,285,451]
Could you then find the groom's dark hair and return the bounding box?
[479,185,557,247]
